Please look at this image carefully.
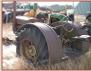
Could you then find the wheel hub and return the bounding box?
[21,39,37,62]
[25,45,36,57]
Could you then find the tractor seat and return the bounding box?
[16,16,40,25]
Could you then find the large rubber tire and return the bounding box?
[16,24,49,66]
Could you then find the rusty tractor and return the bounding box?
[13,3,90,66]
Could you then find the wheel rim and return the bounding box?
[17,23,63,64]
[21,39,37,63]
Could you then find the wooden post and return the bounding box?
[13,0,16,30]
[0,0,2,70]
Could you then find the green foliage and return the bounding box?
[63,29,77,39]
[16,3,33,9]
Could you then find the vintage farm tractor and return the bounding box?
[12,2,90,66]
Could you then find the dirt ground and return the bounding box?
[3,23,16,41]
[2,22,91,70]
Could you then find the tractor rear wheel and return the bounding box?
[16,24,49,65]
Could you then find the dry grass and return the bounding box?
[74,15,86,22]
[3,50,90,70]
